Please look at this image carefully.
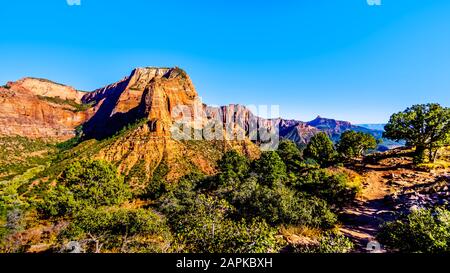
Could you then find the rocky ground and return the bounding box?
[339,149,450,253]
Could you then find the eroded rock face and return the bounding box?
[3,67,389,181]
[80,68,260,184]
[2,66,388,184]
[281,122,320,145]
[0,67,201,141]
[95,123,260,186]
[17,78,86,103]
[1,67,385,146]
[0,67,261,183]
[81,67,200,139]
[0,79,94,140]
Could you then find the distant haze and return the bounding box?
[356,124,386,131]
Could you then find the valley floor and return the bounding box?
[2,139,450,253]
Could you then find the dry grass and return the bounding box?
[328,166,364,197]
[417,146,450,171]
[280,225,322,240]
[417,160,450,171]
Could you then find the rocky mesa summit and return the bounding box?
[0,66,386,146]
[0,67,199,140]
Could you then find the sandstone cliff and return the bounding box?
[81,67,200,139]
[33,67,261,187]
[0,67,386,185]
[87,67,260,185]
[0,79,95,140]
[0,67,383,145]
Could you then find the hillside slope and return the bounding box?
[1,67,397,183]
[0,78,95,140]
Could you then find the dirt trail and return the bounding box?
[339,152,432,253]
[339,150,450,253]
[340,165,395,252]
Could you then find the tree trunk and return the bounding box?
[87,233,102,253]
[95,240,100,253]
[121,231,129,253]
[432,148,439,163]
[414,145,426,164]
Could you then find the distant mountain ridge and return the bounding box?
[357,124,387,131]
[0,68,387,144]
[275,116,387,147]
[0,67,402,180]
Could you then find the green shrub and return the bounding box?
[337,131,377,160]
[37,160,131,218]
[293,169,358,209]
[293,232,354,253]
[216,150,250,187]
[142,163,170,199]
[0,167,39,239]
[277,140,303,175]
[0,136,56,180]
[253,151,287,187]
[383,103,450,164]
[0,209,24,243]
[229,177,337,228]
[171,194,282,253]
[37,185,78,217]
[60,160,131,207]
[377,208,450,253]
[303,132,336,167]
[157,173,200,218]
[226,218,283,253]
[61,207,173,253]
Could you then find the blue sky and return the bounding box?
[1,0,450,123]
